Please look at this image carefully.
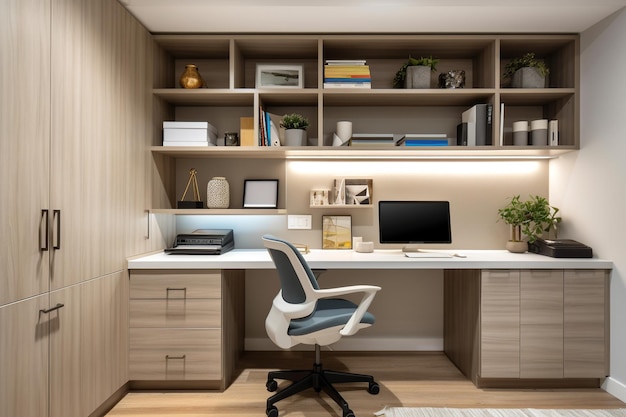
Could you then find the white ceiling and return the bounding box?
[118,0,626,34]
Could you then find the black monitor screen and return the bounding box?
[378,201,451,244]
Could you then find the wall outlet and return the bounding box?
[287,214,312,230]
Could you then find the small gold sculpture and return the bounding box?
[179,64,206,89]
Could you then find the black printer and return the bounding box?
[165,229,234,255]
[528,238,592,258]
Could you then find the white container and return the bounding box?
[163,121,218,145]
[512,120,529,146]
[530,119,549,146]
[206,177,229,209]
[336,121,352,142]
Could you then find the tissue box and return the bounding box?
[163,121,218,145]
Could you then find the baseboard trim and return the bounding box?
[89,383,128,417]
[245,337,444,352]
[603,376,626,403]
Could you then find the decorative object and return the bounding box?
[177,168,203,209]
[512,120,529,146]
[438,70,466,88]
[504,52,549,88]
[331,178,346,205]
[256,64,304,88]
[179,64,206,89]
[393,56,439,89]
[206,176,230,209]
[336,120,352,142]
[354,241,374,253]
[497,195,561,252]
[224,132,239,146]
[530,119,549,146]
[243,179,278,208]
[322,215,352,249]
[280,113,308,146]
[310,189,330,206]
[344,179,373,205]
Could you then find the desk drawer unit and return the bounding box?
[128,269,246,387]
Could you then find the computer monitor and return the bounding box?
[378,201,452,252]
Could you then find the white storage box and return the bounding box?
[163,121,218,145]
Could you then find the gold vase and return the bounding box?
[179,64,206,89]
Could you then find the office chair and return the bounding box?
[262,234,381,417]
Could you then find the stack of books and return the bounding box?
[396,134,450,147]
[323,60,371,89]
[345,133,395,146]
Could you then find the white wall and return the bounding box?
[550,7,626,402]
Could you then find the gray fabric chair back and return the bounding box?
[263,235,319,304]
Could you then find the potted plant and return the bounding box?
[497,195,561,253]
[393,56,439,89]
[503,52,550,88]
[280,113,309,146]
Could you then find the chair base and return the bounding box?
[265,353,379,417]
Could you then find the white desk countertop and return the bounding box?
[127,249,613,270]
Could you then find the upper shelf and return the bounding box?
[151,145,576,160]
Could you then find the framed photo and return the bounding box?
[256,64,304,88]
[322,215,352,249]
[243,179,279,208]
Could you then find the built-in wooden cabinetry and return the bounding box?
[150,34,578,214]
[129,270,245,390]
[444,269,609,387]
[1,0,156,415]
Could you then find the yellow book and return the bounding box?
[240,117,255,147]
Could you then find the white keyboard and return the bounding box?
[404,252,453,258]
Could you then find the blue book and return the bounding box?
[402,139,449,146]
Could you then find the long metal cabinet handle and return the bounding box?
[165,355,186,360]
[53,209,61,250]
[41,209,49,251]
[40,303,65,314]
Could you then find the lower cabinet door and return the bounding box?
[129,328,222,380]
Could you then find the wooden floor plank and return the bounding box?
[105,352,625,417]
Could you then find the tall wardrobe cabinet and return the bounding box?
[0,0,159,416]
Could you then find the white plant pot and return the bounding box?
[284,129,307,146]
[405,65,431,89]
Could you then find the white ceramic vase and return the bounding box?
[207,176,229,208]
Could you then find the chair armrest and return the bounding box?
[315,285,381,337]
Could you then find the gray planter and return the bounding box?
[511,67,545,88]
[284,129,307,146]
[405,65,431,89]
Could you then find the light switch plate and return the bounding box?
[287,214,312,230]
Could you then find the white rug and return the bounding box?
[375,408,626,417]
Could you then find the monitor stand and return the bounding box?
[402,245,425,253]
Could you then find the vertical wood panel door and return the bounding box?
[80,271,128,417]
[49,285,82,417]
[520,269,564,378]
[0,0,51,306]
[564,269,608,378]
[0,295,49,417]
[480,270,520,378]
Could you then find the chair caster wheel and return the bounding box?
[266,405,278,417]
[266,379,278,392]
[368,381,380,395]
[343,409,355,417]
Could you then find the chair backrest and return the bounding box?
[262,234,319,304]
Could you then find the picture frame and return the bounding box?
[322,215,352,249]
[256,64,304,88]
[243,179,279,208]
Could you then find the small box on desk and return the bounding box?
[176,201,204,209]
[528,238,593,258]
[163,121,218,145]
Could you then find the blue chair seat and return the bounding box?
[288,298,375,336]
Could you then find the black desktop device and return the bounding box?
[165,229,234,255]
[528,238,592,258]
